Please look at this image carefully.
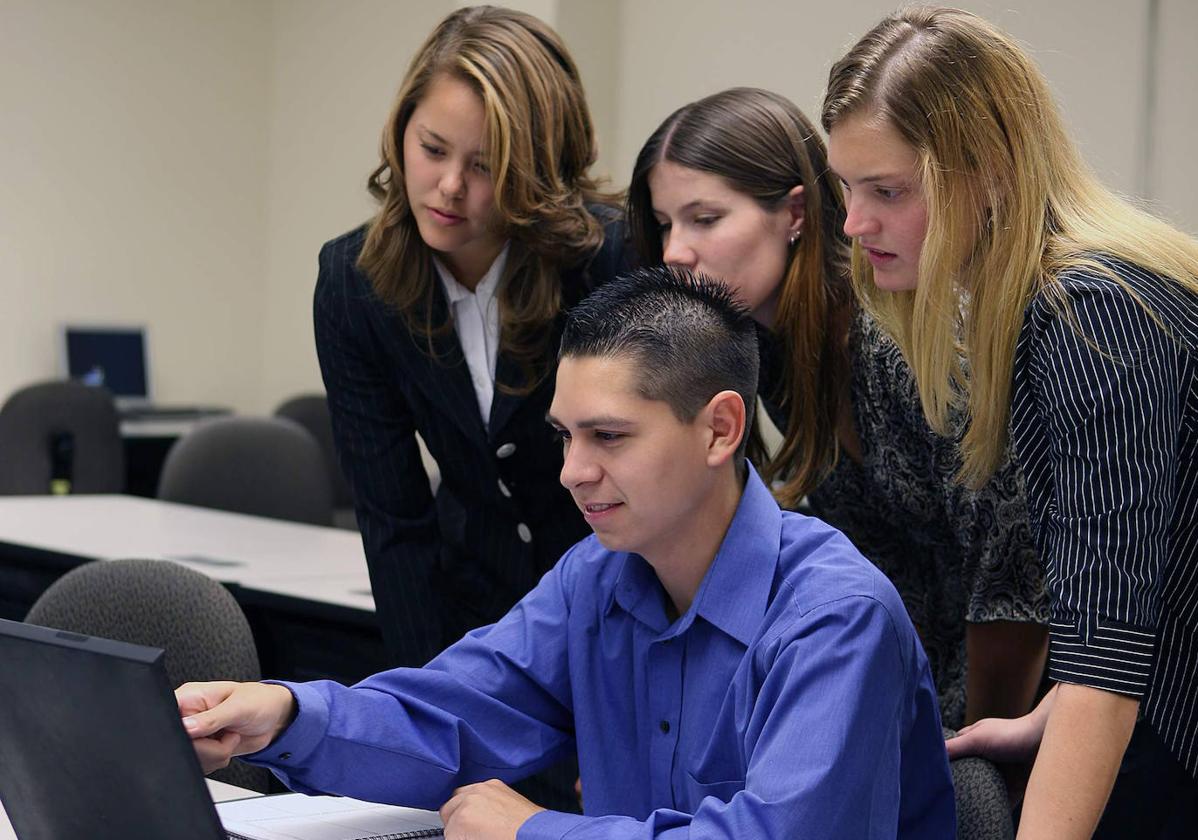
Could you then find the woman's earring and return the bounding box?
[788,231,800,246]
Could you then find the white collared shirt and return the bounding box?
[433,245,509,428]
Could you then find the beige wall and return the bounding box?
[3,0,1194,416]
[0,0,272,410]
[1154,0,1198,235]
[611,0,1151,199]
[258,0,451,413]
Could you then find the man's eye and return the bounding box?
[551,428,571,443]
[595,431,623,442]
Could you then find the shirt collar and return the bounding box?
[611,462,783,645]
[433,244,509,305]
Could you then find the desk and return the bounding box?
[0,495,387,683]
[0,778,258,840]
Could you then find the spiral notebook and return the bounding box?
[219,793,443,839]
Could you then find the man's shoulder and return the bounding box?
[772,510,912,627]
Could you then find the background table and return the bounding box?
[0,495,388,683]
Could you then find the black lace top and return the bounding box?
[759,311,1048,727]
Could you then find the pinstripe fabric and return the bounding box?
[1010,258,1198,778]
[314,210,627,669]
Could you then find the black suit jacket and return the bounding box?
[314,211,627,666]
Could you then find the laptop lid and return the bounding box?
[0,618,226,840]
[60,325,152,408]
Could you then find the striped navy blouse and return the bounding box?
[1010,257,1198,777]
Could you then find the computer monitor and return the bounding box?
[0,618,228,840]
[60,325,150,405]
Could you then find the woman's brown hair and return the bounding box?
[358,5,613,388]
[627,88,853,507]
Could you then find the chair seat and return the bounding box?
[26,558,272,792]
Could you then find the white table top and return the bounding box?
[0,778,258,840]
[120,417,211,438]
[0,494,375,612]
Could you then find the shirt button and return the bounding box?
[498,478,512,498]
[659,720,670,734]
[496,442,516,458]
[517,523,532,543]
[279,751,292,760]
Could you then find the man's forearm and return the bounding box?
[1017,683,1139,839]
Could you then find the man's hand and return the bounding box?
[175,681,297,774]
[440,779,545,840]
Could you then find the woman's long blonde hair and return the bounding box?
[626,88,853,507]
[358,5,613,388]
[822,6,1198,487]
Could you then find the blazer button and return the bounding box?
[517,523,532,543]
[498,478,512,498]
[496,442,517,458]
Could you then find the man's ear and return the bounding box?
[704,390,746,468]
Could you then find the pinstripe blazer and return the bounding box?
[1011,257,1198,777]
[314,210,627,666]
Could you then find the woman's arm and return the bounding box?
[314,233,444,666]
[1016,684,1139,839]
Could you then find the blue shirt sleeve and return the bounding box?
[244,550,582,808]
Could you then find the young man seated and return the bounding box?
[177,266,955,838]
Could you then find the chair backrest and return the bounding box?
[273,393,353,509]
[26,558,271,791]
[945,728,1014,840]
[0,380,124,495]
[158,416,334,526]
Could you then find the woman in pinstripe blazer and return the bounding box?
[315,6,625,678]
[824,8,1198,838]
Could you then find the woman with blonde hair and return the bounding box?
[314,7,622,810]
[628,86,1047,731]
[823,7,1198,836]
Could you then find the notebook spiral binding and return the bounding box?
[228,830,440,840]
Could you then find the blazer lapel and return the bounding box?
[487,350,534,441]
[406,284,488,444]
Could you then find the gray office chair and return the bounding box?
[0,380,124,495]
[25,558,272,792]
[944,727,1014,840]
[273,394,356,528]
[158,416,334,526]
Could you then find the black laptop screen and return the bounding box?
[0,619,225,840]
[64,327,149,399]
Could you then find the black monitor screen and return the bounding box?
[64,328,147,398]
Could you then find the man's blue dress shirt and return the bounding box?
[250,466,955,838]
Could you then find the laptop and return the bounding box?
[59,325,227,420]
[0,617,231,839]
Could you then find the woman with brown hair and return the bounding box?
[627,86,1048,731]
[315,5,623,689]
[823,7,1198,836]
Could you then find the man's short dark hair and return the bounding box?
[560,265,759,458]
